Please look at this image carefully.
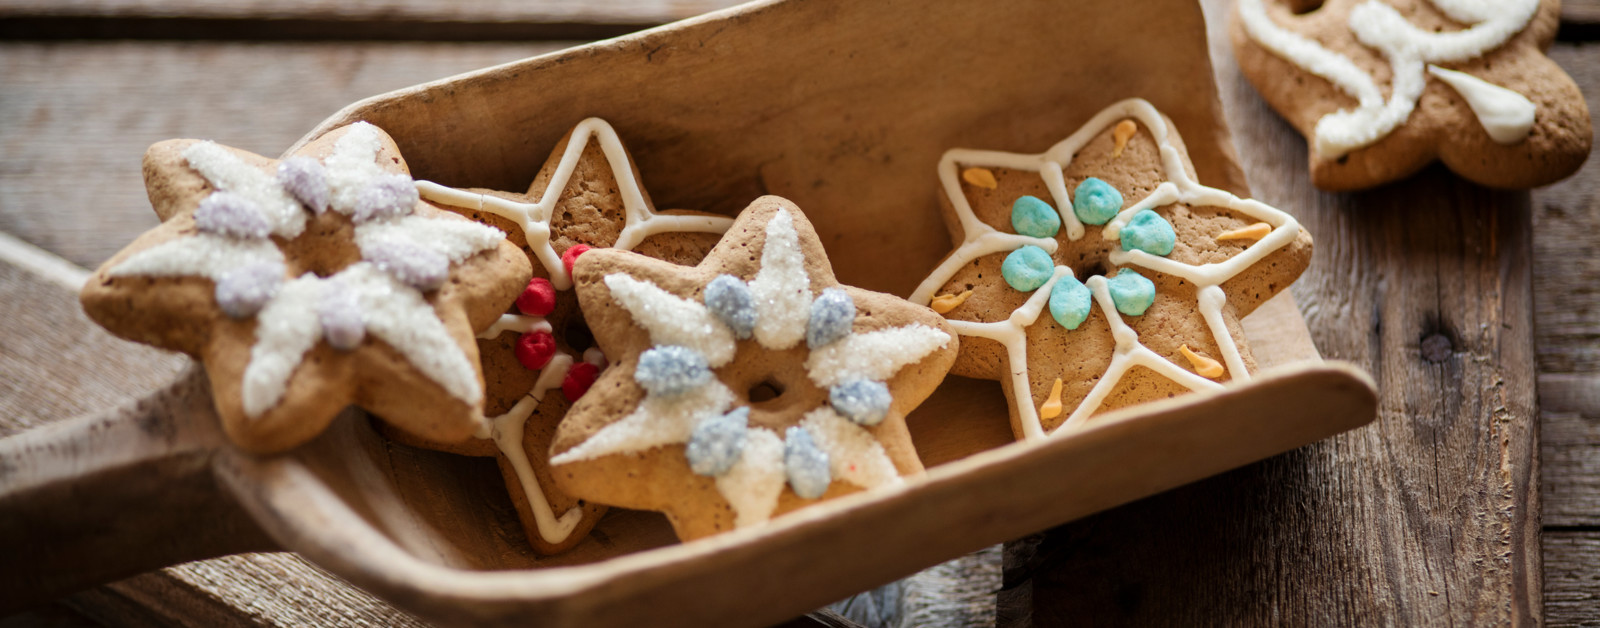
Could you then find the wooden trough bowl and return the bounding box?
[0,0,1379,625]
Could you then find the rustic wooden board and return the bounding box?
[0,41,568,269]
[1014,1,1545,624]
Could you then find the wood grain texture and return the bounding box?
[1544,531,1600,628]
[1017,0,1542,624]
[0,252,430,627]
[0,42,568,269]
[0,0,744,23]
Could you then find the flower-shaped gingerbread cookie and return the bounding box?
[384,118,733,554]
[1231,0,1590,190]
[913,98,1313,441]
[550,198,957,541]
[81,123,530,453]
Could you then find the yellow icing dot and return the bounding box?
[1112,119,1138,158]
[1039,378,1065,420]
[1217,222,1272,242]
[1179,344,1225,379]
[930,289,973,314]
[962,167,998,189]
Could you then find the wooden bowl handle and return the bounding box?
[0,366,277,611]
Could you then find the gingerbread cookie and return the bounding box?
[392,118,733,554]
[1231,0,1590,190]
[81,122,530,454]
[549,198,958,541]
[913,98,1313,441]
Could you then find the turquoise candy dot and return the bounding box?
[1010,195,1061,238]
[1002,245,1054,292]
[1072,177,1123,225]
[1106,269,1156,316]
[1120,210,1176,256]
[1048,274,1093,330]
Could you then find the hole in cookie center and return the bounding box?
[1072,257,1111,282]
[1284,0,1323,14]
[748,379,785,403]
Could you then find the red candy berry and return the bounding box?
[562,361,600,402]
[561,244,593,281]
[514,331,557,370]
[516,277,557,317]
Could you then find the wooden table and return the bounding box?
[0,0,1595,625]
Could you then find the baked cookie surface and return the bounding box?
[551,198,958,541]
[913,98,1314,441]
[1230,0,1589,190]
[398,118,732,554]
[81,122,530,454]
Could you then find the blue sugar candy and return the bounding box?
[1002,245,1054,292]
[1106,268,1156,316]
[784,426,831,499]
[1010,195,1061,238]
[807,288,856,349]
[704,274,756,340]
[686,407,749,476]
[1073,177,1123,226]
[830,379,891,426]
[634,345,712,397]
[1120,210,1176,256]
[1048,274,1093,329]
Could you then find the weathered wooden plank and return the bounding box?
[0,41,568,269]
[0,0,742,23]
[1018,1,1541,624]
[1532,45,1600,375]
[0,0,749,41]
[1543,531,1600,628]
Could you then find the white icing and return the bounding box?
[241,274,324,416]
[414,118,734,290]
[475,353,585,545]
[240,263,484,417]
[323,122,392,217]
[477,314,552,340]
[799,408,901,489]
[1427,64,1537,143]
[603,273,738,367]
[804,324,951,388]
[354,214,505,266]
[583,347,607,368]
[549,380,737,464]
[914,99,1301,440]
[181,142,307,239]
[1237,0,1539,156]
[109,233,283,281]
[747,209,812,350]
[1056,276,1225,431]
[715,428,786,528]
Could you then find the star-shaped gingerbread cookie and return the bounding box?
[913,98,1313,441]
[1231,0,1590,190]
[387,118,734,554]
[81,122,531,453]
[550,198,958,542]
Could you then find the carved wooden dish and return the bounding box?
[0,0,1378,626]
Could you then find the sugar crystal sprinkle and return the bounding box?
[704,274,757,340]
[635,345,712,397]
[784,426,831,499]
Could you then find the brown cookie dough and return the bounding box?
[386,118,730,554]
[550,198,958,542]
[1230,0,1589,190]
[913,98,1313,441]
[81,122,530,454]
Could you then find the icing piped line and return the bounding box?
[478,313,553,340]
[475,353,585,545]
[1426,65,1537,143]
[914,98,1301,440]
[1055,276,1225,433]
[1237,0,1539,156]
[415,118,734,290]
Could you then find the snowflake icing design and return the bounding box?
[109,122,507,418]
[551,206,952,529]
[911,98,1304,441]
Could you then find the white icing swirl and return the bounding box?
[1237,0,1539,156]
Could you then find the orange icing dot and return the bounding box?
[961,167,998,189]
[930,289,974,314]
[1217,222,1272,242]
[1178,344,1225,379]
[1112,119,1138,158]
[1039,378,1065,420]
